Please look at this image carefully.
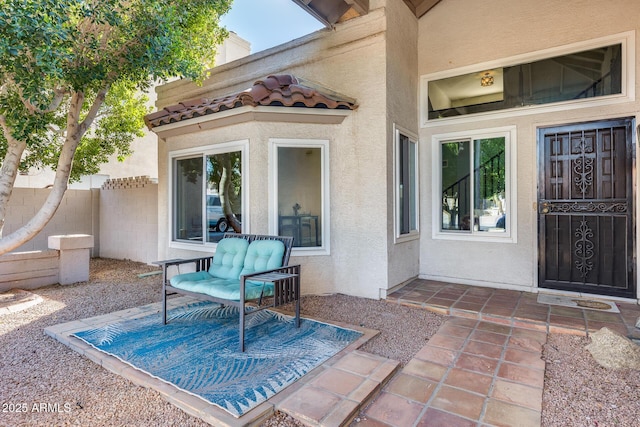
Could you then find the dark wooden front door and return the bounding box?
[538,118,635,298]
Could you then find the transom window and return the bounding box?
[433,127,516,242]
[172,142,245,245]
[428,43,621,119]
[422,32,634,124]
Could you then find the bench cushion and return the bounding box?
[172,277,274,301]
[169,270,212,287]
[208,237,249,279]
[240,239,285,276]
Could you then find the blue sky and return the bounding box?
[220,0,324,54]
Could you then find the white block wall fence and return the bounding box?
[0,177,158,291]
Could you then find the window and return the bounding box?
[271,139,329,253]
[172,142,245,246]
[433,127,516,241]
[394,126,419,241]
[422,32,634,123]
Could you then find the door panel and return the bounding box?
[538,119,635,298]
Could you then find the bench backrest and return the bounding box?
[222,233,294,267]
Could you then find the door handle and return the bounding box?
[540,202,550,214]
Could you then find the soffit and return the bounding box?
[290,0,442,27]
[291,0,369,27]
[402,0,443,18]
[144,74,358,130]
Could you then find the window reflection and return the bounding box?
[277,147,322,247]
[441,138,506,233]
[429,44,622,119]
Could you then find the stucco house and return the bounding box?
[145,0,640,303]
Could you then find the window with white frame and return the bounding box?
[421,32,634,124]
[395,126,419,241]
[434,127,515,241]
[271,139,329,252]
[172,142,245,245]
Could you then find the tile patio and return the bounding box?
[45,281,640,426]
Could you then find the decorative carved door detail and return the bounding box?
[538,119,635,297]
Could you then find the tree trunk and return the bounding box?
[0,139,27,238]
[218,153,242,233]
[0,91,94,255]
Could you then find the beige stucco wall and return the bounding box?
[155,5,398,299]
[418,0,640,295]
[384,0,420,294]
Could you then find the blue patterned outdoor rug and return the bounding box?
[73,301,361,417]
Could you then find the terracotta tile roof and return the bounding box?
[144,74,358,129]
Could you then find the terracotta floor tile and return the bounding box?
[333,351,386,376]
[352,416,390,427]
[469,329,509,346]
[416,408,476,427]
[434,291,465,300]
[513,308,549,322]
[503,347,545,370]
[483,398,541,427]
[549,305,585,318]
[428,333,466,351]
[438,323,473,339]
[414,345,457,367]
[476,321,512,335]
[385,373,437,403]
[497,362,544,388]
[463,340,504,359]
[310,368,364,397]
[583,310,622,323]
[364,391,423,426]
[507,329,547,352]
[457,294,488,304]
[549,314,587,330]
[447,317,479,329]
[430,385,485,420]
[403,358,448,382]
[464,287,495,296]
[454,353,499,375]
[451,301,485,312]
[482,305,517,317]
[444,367,493,395]
[491,378,542,410]
[481,315,513,327]
[426,297,458,307]
[280,386,341,423]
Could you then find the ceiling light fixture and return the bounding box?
[480,73,494,87]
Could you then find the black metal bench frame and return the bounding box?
[157,233,300,351]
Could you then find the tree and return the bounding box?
[0,0,231,254]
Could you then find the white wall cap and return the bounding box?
[48,234,95,250]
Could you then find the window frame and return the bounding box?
[269,138,330,256]
[393,125,420,243]
[421,31,635,127]
[432,126,517,243]
[168,139,249,251]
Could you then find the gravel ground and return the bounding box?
[542,334,640,427]
[1,258,639,426]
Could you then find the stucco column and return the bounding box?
[48,234,94,285]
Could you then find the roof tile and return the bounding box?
[144,74,358,129]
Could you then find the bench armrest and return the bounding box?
[240,264,301,280]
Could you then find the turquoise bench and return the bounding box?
[158,234,300,351]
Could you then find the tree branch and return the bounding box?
[79,86,109,135]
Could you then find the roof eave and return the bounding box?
[152,105,353,139]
